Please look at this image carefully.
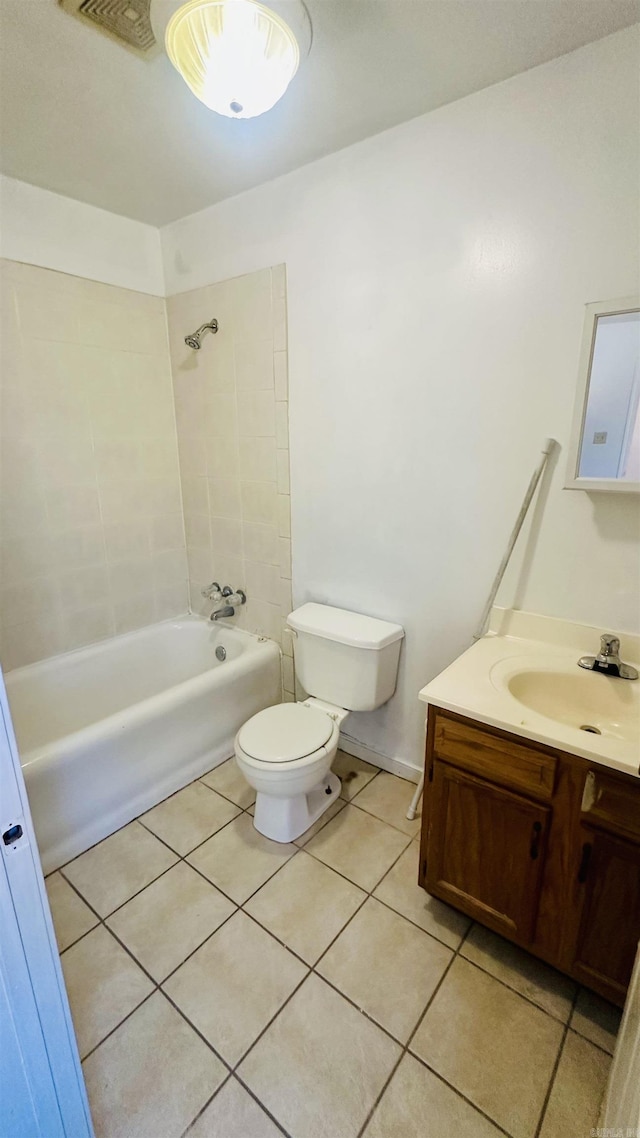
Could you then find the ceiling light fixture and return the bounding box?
[152,0,311,119]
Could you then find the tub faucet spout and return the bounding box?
[210,605,235,621]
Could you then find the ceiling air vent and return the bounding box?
[59,0,161,58]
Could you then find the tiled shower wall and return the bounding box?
[0,259,188,670]
[167,265,294,697]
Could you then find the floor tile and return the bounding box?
[245,850,366,964]
[62,821,178,917]
[461,923,577,1021]
[294,795,346,846]
[411,957,564,1138]
[570,988,622,1054]
[45,870,98,951]
[539,1030,611,1138]
[239,973,401,1138]
[373,840,470,949]
[164,911,307,1065]
[364,1052,504,1138]
[141,780,240,855]
[318,897,452,1042]
[332,749,378,800]
[106,861,236,981]
[353,771,421,837]
[200,757,256,809]
[83,991,226,1138]
[61,926,153,1058]
[185,1077,283,1138]
[305,805,410,891]
[187,813,296,904]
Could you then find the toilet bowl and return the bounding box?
[235,700,346,842]
[235,602,404,843]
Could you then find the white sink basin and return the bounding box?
[491,657,640,743]
[419,610,640,778]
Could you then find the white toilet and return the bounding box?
[235,603,404,842]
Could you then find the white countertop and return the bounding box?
[419,608,640,780]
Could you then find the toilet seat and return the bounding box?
[237,703,334,764]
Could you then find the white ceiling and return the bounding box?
[1,1,638,226]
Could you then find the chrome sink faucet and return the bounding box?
[578,635,638,681]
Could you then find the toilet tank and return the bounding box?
[287,603,404,712]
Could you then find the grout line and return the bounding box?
[564,1024,616,1058]
[159,984,234,1074]
[52,759,238,875]
[227,1073,293,1138]
[405,1050,515,1138]
[532,986,580,1138]
[60,854,179,925]
[354,926,470,1138]
[56,762,618,1138]
[80,989,159,1065]
[453,952,578,1027]
[178,1072,234,1138]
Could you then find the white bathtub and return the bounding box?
[6,617,281,873]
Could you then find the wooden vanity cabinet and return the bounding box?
[427,762,550,943]
[419,707,640,1007]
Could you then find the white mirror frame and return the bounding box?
[565,296,640,493]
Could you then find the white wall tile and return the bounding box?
[63,604,114,651]
[237,390,276,438]
[184,513,211,549]
[149,514,185,553]
[239,437,277,482]
[205,433,239,480]
[240,481,278,526]
[243,560,280,604]
[276,449,290,495]
[0,614,65,670]
[278,537,292,579]
[114,593,156,635]
[242,523,279,566]
[103,521,150,563]
[278,494,291,538]
[57,566,110,612]
[210,517,243,557]
[274,353,288,401]
[235,339,274,391]
[275,402,289,449]
[168,266,291,674]
[208,478,241,519]
[0,261,188,668]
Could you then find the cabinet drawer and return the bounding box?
[581,768,640,843]
[433,713,556,801]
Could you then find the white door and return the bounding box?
[0,671,93,1137]
[603,943,640,1132]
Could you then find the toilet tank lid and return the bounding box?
[288,603,404,650]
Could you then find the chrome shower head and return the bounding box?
[184,319,218,350]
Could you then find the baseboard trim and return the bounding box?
[338,732,420,784]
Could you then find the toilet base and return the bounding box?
[253,771,342,843]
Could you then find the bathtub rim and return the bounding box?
[10,617,281,770]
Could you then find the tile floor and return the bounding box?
[46,750,620,1138]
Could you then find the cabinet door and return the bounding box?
[425,761,550,943]
[572,826,640,1003]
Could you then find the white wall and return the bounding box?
[0,259,187,670]
[161,27,640,773]
[0,176,164,296]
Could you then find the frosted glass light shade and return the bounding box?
[165,0,301,118]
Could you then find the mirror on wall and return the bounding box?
[565,297,640,493]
